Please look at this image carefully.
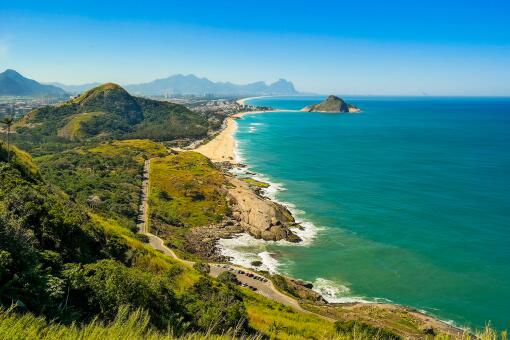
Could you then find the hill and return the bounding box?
[301,95,360,113]
[0,143,383,339]
[124,74,298,96]
[0,69,67,97]
[14,83,220,153]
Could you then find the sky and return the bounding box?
[1,0,510,96]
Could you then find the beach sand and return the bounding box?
[190,106,468,336]
[195,115,239,163]
[195,110,270,162]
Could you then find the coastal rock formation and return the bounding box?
[227,177,301,242]
[301,95,360,113]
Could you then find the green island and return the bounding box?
[0,84,506,339]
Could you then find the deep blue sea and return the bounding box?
[219,96,510,330]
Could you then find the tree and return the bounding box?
[1,117,14,163]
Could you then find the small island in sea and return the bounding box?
[301,95,361,113]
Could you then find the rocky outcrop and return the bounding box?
[226,177,301,242]
[301,95,360,113]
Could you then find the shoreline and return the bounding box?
[195,109,285,163]
[192,103,467,336]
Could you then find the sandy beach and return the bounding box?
[195,115,239,162]
[192,104,467,337]
[195,110,271,162]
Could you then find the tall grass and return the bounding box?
[0,307,261,340]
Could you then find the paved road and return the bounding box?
[136,159,150,234]
[136,157,330,319]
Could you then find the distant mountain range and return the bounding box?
[19,83,214,143]
[0,69,67,97]
[123,74,299,96]
[48,82,101,94]
[1,69,300,97]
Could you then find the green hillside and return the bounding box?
[13,83,220,154]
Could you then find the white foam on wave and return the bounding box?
[312,278,371,303]
[220,116,323,277]
[217,234,280,273]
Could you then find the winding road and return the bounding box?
[136,157,312,314]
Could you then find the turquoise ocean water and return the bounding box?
[219,96,510,329]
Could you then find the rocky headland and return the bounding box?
[301,95,360,113]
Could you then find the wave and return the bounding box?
[312,278,371,303]
[217,234,280,273]
[218,117,323,274]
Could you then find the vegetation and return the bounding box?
[242,290,338,339]
[36,140,168,230]
[1,86,505,339]
[0,117,14,162]
[148,152,229,257]
[0,306,260,340]
[0,142,39,178]
[0,155,248,336]
[57,111,105,140]
[241,178,270,189]
[12,83,222,155]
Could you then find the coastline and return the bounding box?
[191,100,468,336]
[195,109,285,163]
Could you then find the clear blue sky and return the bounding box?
[1,0,510,95]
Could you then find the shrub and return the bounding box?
[183,277,247,334]
[193,262,210,276]
[334,320,400,339]
[134,233,150,243]
[217,271,239,285]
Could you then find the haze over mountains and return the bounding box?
[0,69,67,97]
[123,74,298,96]
[56,74,299,96]
[0,69,300,97]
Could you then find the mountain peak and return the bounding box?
[0,69,66,97]
[73,83,133,105]
[124,74,299,96]
[326,95,340,101]
[1,69,22,77]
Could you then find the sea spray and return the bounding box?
[312,278,370,303]
[218,115,322,272]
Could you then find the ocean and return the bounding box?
[218,96,510,330]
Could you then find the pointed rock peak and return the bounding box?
[326,95,341,101]
[1,69,23,78]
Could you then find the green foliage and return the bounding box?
[271,274,300,299]
[0,162,122,319]
[36,139,168,229]
[182,277,247,334]
[62,260,182,330]
[149,152,228,255]
[241,178,270,189]
[13,84,216,154]
[192,262,210,276]
[242,289,337,339]
[334,320,400,339]
[216,271,239,285]
[134,233,150,243]
[57,111,105,140]
[0,142,39,178]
